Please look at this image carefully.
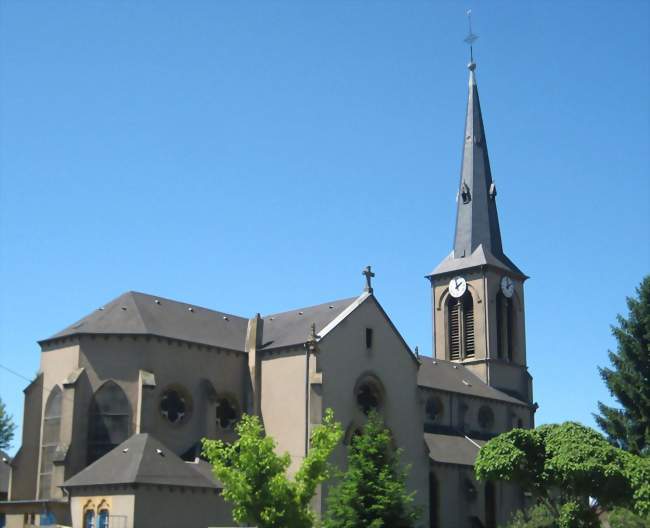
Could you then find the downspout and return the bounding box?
[304,323,318,457]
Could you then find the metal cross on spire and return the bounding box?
[362,265,375,293]
[464,9,478,63]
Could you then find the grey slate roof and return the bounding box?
[261,297,358,350]
[429,63,523,278]
[417,356,528,406]
[424,433,485,466]
[0,450,10,495]
[62,434,219,489]
[45,291,249,352]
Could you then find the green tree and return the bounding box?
[608,507,650,528]
[202,408,342,528]
[0,396,16,450]
[595,275,650,456]
[474,422,650,528]
[502,504,556,528]
[323,411,420,528]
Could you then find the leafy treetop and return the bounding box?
[202,408,342,528]
[475,422,650,528]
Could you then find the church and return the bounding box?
[1,57,536,528]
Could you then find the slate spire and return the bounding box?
[429,60,524,278]
[453,61,503,259]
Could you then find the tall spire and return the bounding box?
[453,61,504,260]
[429,59,524,279]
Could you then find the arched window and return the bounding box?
[215,397,238,430]
[428,471,439,528]
[447,291,475,360]
[87,381,131,464]
[425,396,443,428]
[84,510,95,528]
[478,406,495,431]
[39,387,62,499]
[354,376,384,415]
[98,509,109,528]
[496,292,514,361]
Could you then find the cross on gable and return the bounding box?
[362,265,375,293]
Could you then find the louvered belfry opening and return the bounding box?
[448,297,461,360]
[446,291,475,360]
[496,293,514,361]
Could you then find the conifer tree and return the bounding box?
[0,396,16,450]
[323,411,420,528]
[594,275,650,456]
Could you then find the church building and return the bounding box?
[1,58,536,528]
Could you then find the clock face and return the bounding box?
[501,276,514,298]
[449,276,467,298]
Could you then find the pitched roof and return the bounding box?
[62,434,219,489]
[0,450,10,494]
[429,62,523,278]
[425,433,485,466]
[260,297,358,350]
[417,357,528,406]
[45,291,249,352]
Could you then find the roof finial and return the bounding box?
[464,9,478,68]
[362,265,375,293]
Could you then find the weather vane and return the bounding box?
[464,9,478,63]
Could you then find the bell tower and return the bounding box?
[427,60,532,403]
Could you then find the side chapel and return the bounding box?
[1,58,536,528]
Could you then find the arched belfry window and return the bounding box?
[87,381,131,464]
[447,291,475,360]
[496,292,514,361]
[39,386,62,499]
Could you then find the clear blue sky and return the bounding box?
[1,1,648,454]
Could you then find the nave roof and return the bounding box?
[418,356,528,406]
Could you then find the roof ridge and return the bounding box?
[125,293,150,336]
[263,295,358,319]
[128,291,247,320]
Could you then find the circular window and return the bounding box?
[160,387,191,425]
[216,397,239,430]
[478,406,494,430]
[425,397,443,423]
[356,380,382,415]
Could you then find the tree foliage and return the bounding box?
[474,422,650,528]
[202,408,342,528]
[0,396,16,450]
[595,275,650,456]
[323,411,420,528]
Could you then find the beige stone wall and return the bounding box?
[134,487,232,528]
[431,268,533,402]
[8,376,43,500]
[430,464,524,527]
[260,350,307,474]
[317,297,429,525]
[70,492,135,528]
[77,335,246,456]
[38,344,80,499]
[432,270,487,363]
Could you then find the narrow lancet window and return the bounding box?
[87,381,131,464]
[39,387,62,499]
